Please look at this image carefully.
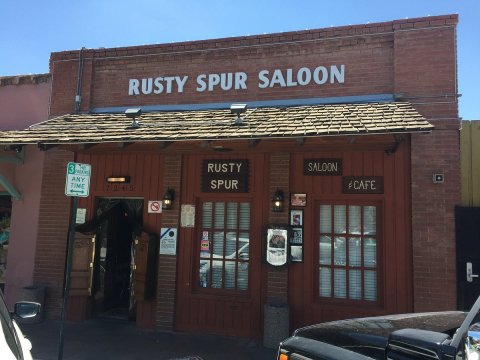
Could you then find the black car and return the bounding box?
[277,297,480,360]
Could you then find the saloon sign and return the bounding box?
[128,65,345,96]
[202,160,249,193]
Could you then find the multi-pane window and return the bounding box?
[198,201,250,291]
[318,204,378,302]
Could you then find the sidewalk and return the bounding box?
[21,318,278,360]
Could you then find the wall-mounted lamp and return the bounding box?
[106,176,130,183]
[230,103,247,125]
[162,188,175,210]
[272,189,284,212]
[125,108,142,129]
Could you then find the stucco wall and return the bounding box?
[4,146,45,307]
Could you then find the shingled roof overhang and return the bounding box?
[0,102,433,146]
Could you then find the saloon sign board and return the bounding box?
[304,159,343,176]
[202,160,249,193]
[128,65,345,96]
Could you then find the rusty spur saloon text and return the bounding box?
[202,160,249,193]
[128,65,345,95]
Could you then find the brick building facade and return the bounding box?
[1,14,460,340]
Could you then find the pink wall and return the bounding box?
[0,75,50,130]
[4,147,45,307]
[0,75,50,307]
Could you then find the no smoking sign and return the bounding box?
[148,200,162,214]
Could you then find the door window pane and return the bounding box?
[318,203,378,302]
[319,205,331,233]
[198,201,250,292]
[334,237,346,266]
[349,237,361,267]
[319,267,331,297]
[334,269,346,299]
[319,236,331,265]
[334,205,346,234]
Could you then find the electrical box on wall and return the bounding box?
[433,173,444,183]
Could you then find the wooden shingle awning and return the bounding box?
[0,102,433,146]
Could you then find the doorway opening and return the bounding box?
[91,198,143,320]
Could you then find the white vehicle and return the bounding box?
[199,237,249,290]
[0,289,40,360]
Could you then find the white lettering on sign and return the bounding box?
[128,65,345,95]
[207,162,243,173]
[129,76,189,95]
[196,72,248,92]
[210,179,239,190]
[258,65,344,89]
[65,162,91,197]
[308,162,338,173]
[348,179,377,191]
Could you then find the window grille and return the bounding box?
[199,201,250,291]
[318,204,378,302]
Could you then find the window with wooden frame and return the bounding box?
[317,203,380,303]
[198,201,250,292]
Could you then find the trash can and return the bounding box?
[263,302,289,349]
[21,285,46,324]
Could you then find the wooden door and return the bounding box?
[67,232,95,321]
[133,232,158,301]
[288,148,413,329]
[175,154,266,339]
[70,232,95,297]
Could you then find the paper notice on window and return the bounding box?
[266,228,288,266]
[181,205,195,227]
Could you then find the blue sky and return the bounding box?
[1,1,478,119]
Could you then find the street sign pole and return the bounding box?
[58,162,91,360]
[57,195,78,360]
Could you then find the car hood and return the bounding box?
[292,311,466,359]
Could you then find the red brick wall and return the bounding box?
[266,153,290,304]
[156,154,181,330]
[33,149,74,319]
[393,16,460,311]
[44,14,460,320]
[48,20,408,116]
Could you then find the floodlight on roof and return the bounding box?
[230,103,247,126]
[125,108,142,129]
[125,108,142,118]
[230,103,247,114]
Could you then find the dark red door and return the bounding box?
[175,154,266,339]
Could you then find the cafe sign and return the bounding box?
[304,159,342,176]
[202,160,249,193]
[342,176,384,194]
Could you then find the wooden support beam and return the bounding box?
[38,143,57,151]
[158,141,173,149]
[80,143,97,150]
[248,139,261,148]
[117,142,134,149]
[295,137,305,146]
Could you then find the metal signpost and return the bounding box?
[58,162,91,360]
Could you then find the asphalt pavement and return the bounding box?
[20,318,278,360]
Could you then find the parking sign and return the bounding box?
[65,162,91,197]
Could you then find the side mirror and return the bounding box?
[13,301,41,319]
